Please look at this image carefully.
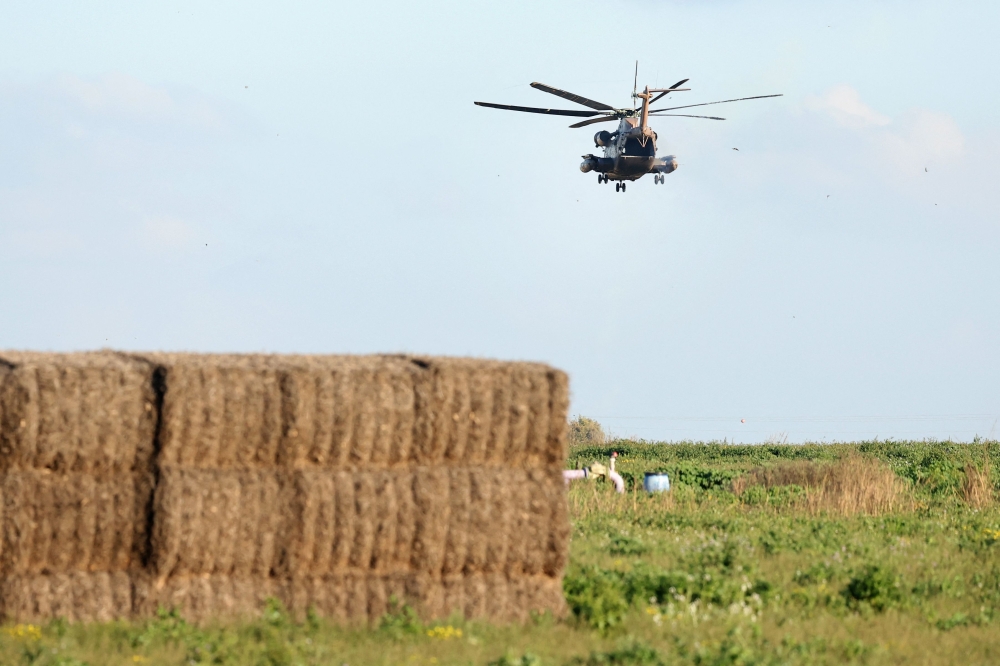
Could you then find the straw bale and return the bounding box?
[0,470,140,576]
[520,469,552,576]
[323,361,359,469]
[506,368,532,463]
[543,467,570,576]
[484,469,514,573]
[443,367,472,463]
[389,371,417,464]
[392,470,416,570]
[463,468,493,574]
[150,468,284,579]
[0,571,134,622]
[349,473,377,570]
[410,467,450,573]
[410,361,449,464]
[0,351,571,624]
[0,351,157,475]
[331,470,355,572]
[464,367,495,466]
[140,574,286,622]
[442,469,470,574]
[286,470,332,575]
[502,469,530,576]
[133,572,565,624]
[135,353,568,470]
[369,471,399,571]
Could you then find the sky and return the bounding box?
[2,1,998,443]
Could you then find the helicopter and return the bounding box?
[474,68,782,191]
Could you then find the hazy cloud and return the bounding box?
[57,72,225,130]
[806,84,890,128]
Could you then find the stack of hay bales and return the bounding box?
[0,352,158,622]
[0,352,570,623]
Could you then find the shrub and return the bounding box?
[842,565,902,612]
[562,566,630,630]
[570,416,606,447]
[608,534,648,556]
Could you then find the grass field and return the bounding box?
[1,440,998,666]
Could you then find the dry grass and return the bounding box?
[962,443,993,508]
[732,455,912,516]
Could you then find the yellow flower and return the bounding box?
[132,657,149,664]
[3,624,42,641]
[426,625,463,640]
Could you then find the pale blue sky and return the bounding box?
[2,1,998,442]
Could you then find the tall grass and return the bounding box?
[962,442,993,508]
[732,455,912,516]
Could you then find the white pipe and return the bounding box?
[563,469,586,485]
[609,470,625,494]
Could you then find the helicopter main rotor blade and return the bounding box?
[649,79,690,105]
[649,93,783,114]
[529,82,615,111]
[474,101,601,117]
[650,113,726,120]
[567,115,619,129]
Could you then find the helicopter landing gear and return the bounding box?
[653,174,662,184]
[598,174,607,184]
[615,182,620,192]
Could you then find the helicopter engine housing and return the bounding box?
[580,155,614,173]
[594,130,613,147]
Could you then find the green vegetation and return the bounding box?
[2,438,998,665]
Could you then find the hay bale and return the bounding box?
[0,572,134,622]
[410,467,450,573]
[0,351,157,475]
[442,469,471,575]
[0,471,140,576]
[150,469,285,580]
[0,351,571,624]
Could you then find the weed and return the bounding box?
[842,564,902,612]
[563,566,630,630]
[379,596,423,636]
[609,534,648,556]
[568,640,664,665]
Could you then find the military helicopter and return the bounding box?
[474,68,781,191]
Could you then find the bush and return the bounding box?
[842,565,902,612]
[608,534,648,556]
[570,416,606,447]
[563,566,630,630]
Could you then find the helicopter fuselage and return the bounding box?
[579,117,678,182]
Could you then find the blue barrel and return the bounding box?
[643,472,671,493]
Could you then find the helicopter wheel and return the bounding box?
[615,182,620,192]
[622,182,627,192]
